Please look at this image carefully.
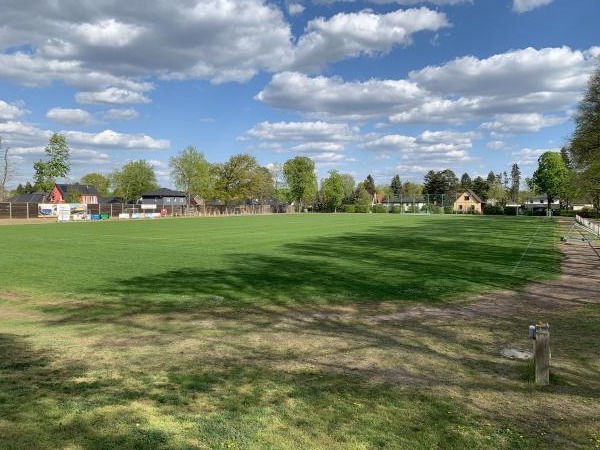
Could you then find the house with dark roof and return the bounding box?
[8,192,48,203]
[48,184,99,204]
[141,188,187,206]
[453,188,485,214]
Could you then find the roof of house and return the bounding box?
[141,188,187,198]
[458,188,484,204]
[8,192,48,203]
[54,183,99,196]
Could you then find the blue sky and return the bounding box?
[0,0,598,190]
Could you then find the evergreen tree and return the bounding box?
[510,163,521,202]
[390,174,402,196]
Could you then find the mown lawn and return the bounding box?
[1,214,598,449]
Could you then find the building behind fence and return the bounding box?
[0,202,283,220]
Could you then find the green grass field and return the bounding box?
[2,214,598,449]
[1,214,559,305]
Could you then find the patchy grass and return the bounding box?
[1,215,598,449]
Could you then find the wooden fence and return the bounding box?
[0,202,285,220]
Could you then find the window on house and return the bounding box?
[464,195,469,200]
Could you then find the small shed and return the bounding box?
[453,188,484,214]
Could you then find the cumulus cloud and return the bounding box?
[360,130,474,176]
[258,46,595,126]
[64,129,169,150]
[244,121,358,142]
[512,0,553,13]
[103,108,140,121]
[511,147,549,166]
[291,8,450,71]
[76,88,152,105]
[46,107,95,126]
[313,0,468,4]
[480,113,567,134]
[256,72,425,121]
[288,3,305,15]
[0,0,295,98]
[0,100,28,120]
[408,46,588,97]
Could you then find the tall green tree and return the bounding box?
[581,160,600,211]
[363,174,376,195]
[321,170,345,212]
[423,169,458,204]
[570,66,600,169]
[460,172,472,189]
[283,156,317,212]
[390,174,402,196]
[401,181,423,198]
[80,173,110,197]
[110,160,158,203]
[471,176,489,201]
[340,173,355,203]
[214,153,268,204]
[169,146,212,205]
[527,151,569,213]
[33,133,70,191]
[0,137,15,201]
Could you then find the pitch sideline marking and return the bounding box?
[511,222,543,275]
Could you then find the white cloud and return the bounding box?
[480,113,566,134]
[64,129,170,150]
[74,19,144,48]
[0,0,295,91]
[256,72,424,121]
[46,107,95,126]
[362,130,475,167]
[288,3,305,15]
[103,108,140,121]
[291,8,450,71]
[291,142,345,153]
[244,121,358,142]
[0,100,28,120]
[76,88,151,105]
[512,0,553,13]
[313,0,468,4]
[259,47,596,125]
[409,46,590,97]
[511,147,548,166]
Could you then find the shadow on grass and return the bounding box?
[3,302,599,448]
[39,219,560,324]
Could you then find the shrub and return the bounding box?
[344,204,356,213]
[372,205,388,213]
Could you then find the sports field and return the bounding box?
[0,214,558,305]
[1,214,599,449]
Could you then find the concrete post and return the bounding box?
[534,323,550,385]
